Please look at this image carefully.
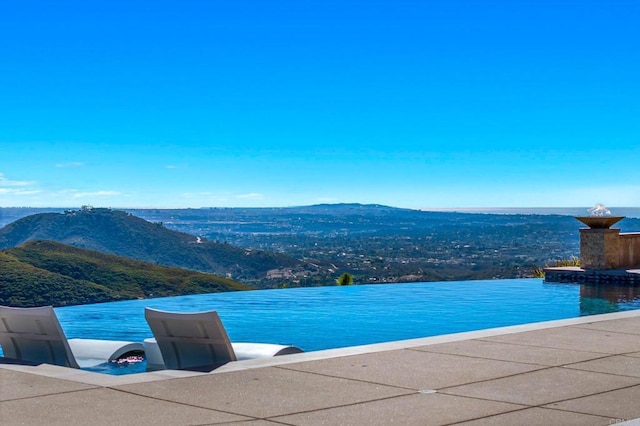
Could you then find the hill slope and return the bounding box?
[1,240,250,307]
[0,207,322,286]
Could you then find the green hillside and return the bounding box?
[0,207,321,286]
[1,240,250,308]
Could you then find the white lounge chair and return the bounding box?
[0,305,143,369]
[144,307,303,371]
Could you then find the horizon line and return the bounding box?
[1,205,639,210]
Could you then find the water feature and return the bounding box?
[576,203,626,229]
[588,203,612,216]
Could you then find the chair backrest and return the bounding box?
[0,305,79,368]
[144,308,237,371]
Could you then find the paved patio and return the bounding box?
[2,310,640,425]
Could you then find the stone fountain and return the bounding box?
[576,204,625,269]
[545,205,640,283]
[575,215,625,229]
[575,204,625,230]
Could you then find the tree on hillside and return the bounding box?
[336,272,354,286]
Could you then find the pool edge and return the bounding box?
[2,309,639,387]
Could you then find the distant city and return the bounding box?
[3,205,639,287]
[2,206,640,229]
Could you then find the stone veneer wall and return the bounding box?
[545,228,640,283]
[580,228,620,269]
[579,229,640,270]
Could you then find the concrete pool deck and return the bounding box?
[2,310,640,425]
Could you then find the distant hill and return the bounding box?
[0,207,322,286]
[6,205,636,287]
[1,240,250,308]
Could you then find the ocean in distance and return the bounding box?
[422,207,640,218]
[2,206,639,222]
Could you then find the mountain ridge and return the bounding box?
[0,207,327,286]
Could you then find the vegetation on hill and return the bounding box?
[532,256,581,278]
[0,249,113,307]
[0,207,325,287]
[3,205,638,290]
[0,240,250,308]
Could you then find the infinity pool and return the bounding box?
[4,279,640,374]
[49,278,640,374]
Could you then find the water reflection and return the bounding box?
[580,284,640,315]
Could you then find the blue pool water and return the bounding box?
[6,279,640,374]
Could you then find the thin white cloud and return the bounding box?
[55,162,84,168]
[73,190,122,198]
[236,193,264,200]
[0,173,40,199]
[0,173,35,187]
[0,189,42,195]
[165,165,178,169]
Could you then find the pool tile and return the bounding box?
[115,366,413,418]
[481,327,640,354]
[272,392,525,426]
[440,367,640,406]
[279,349,544,390]
[0,387,250,425]
[543,385,640,421]
[564,355,640,378]
[413,339,606,366]
[453,407,611,426]
[0,368,96,401]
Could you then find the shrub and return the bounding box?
[532,256,580,278]
[336,272,354,286]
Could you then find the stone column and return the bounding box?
[579,228,620,269]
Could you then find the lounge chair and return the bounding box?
[0,305,143,369]
[144,307,303,371]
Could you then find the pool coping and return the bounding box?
[2,309,640,387]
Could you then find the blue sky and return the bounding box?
[1,0,638,209]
